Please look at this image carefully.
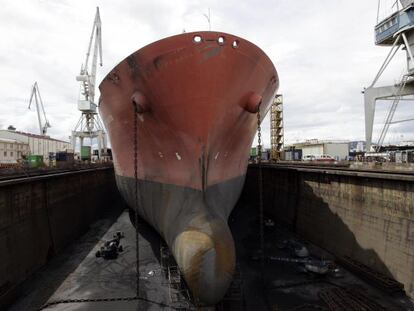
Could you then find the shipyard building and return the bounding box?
[289,139,350,161]
[0,129,71,163]
[0,138,30,163]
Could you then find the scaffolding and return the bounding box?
[159,243,245,310]
[270,94,284,161]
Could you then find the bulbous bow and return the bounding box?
[172,217,235,305]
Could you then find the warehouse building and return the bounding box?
[290,139,350,161]
[0,129,71,162]
[0,138,30,163]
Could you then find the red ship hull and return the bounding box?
[99,31,278,305]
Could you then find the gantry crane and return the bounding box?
[364,0,414,152]
[72,7,107,159]
[28,82,51,136]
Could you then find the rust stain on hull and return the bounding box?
[99,31,279,305]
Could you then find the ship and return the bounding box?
[99,31,278,305]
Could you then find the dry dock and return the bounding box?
[0,165,122,309]
[244,163,414,300]
[1,163,414,310]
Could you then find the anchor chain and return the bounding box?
[133,101,141,302]
[257,104,265,271]
[37,103,179,311]
[38,296,172,310]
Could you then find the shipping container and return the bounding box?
[260,150,269,161]
[250,147,257,157]
[56,152,75,168]
[293,149,303,160]
[56,151,75,162]
[284,148,302,161]
[27,155,43,168]
[80,146,91,160]
[408,150,414,163]
[56,152,67,162]
[250,147,268,160]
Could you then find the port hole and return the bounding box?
[193,35,202,43]
[217,36,225,45]
[232,40,239,48]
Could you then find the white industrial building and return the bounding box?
[0,130,71,161]
[291,139,350,161]
[0,138,30,163]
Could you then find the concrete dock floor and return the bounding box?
[7,210,171,311]
[7,203,414,311]
[230,203,414,311]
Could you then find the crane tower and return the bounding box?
[364,0,414,151]
[28,82,51,136]
[72,7,107,159]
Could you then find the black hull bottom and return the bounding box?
[115,174,246,305]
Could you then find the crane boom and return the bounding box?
[28,82,51,136]
[76,7,102,111]
[72,7,107,160]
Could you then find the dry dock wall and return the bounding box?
[242,165,414,298]
[0,167,122,309]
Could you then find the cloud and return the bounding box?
[0,0,413,149]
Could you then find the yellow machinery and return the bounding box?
[270,94,284,161]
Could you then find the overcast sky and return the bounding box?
[0,0,413,148]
